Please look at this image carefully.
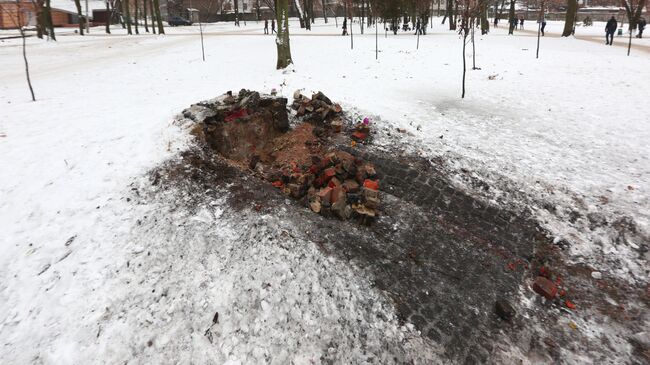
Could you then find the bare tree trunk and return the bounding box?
[234,0,239,26]
[153,0,164,33]
[561,0,576,37]
[149,0,156,33]
[360,0,364,34]
[480,0,489,34]
[321,0,327,23]
[74,0,84,34]
[507,0,515,34]
[143,0,149,32]
[275,0,293,69]
[35,0,45,38]
[105,0,111,33]
[124,0,132,34]
[16,12,36,101]
[462,30,467,98]
[44,0,56,40]
[134,0,139,34]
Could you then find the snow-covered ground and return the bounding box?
[1,17,648,363]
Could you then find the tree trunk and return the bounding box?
[561,0,576,37]
[234,0,239,26]
[124,0,132,34]
[275,0,293,69]
[74,0,84,34]
[508,0,515,34]
[143,0,149,32]
[43,0,56,40]
[19,27,36,101]
[321,0,327,23]
[446,0,455,29]
[134,0,140,34]
[462,30,467,98]
[152,0,164,33]
[480,0,489,34]
[149,0,156,33]
[35,0,45,38]
[105,0,111,33]
[359,0,366,34]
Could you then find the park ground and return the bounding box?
[0,18,649,364]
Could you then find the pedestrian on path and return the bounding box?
[541,19,547,36]
[342,18,348,35]
[520,17,524,29]
[271,19,276,34]
[415,19,422,35]
[605,16,617,45]
[264,19,269,34]
[637,18,646,38]
[494,17,498,28]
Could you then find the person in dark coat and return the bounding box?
[271,19,277,34]
[605,16,617,45]
[342,18,348,35]
[520,17,524,29]
[637,18,646,38]
[541,19,547,36]
[415,19,422,35]
[264,19,269,34]
[494,17,498,27]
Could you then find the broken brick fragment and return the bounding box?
[533,276,558,300]
[565,300,576,310]
[363,179,379,191]
[317,187,333,206]
[272,180,284,188]
[328,177,342,188]
[343,179,360,193]
[351,131,368,141]
[330,186,345,204]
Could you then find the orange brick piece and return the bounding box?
[533,276,557,300]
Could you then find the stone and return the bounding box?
[533,276,558,300]
[309,199,321,213]
[495,299,515,321]
[591,271,602,280]
[312,91,332,105]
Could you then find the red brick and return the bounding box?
[351,131,367,141]
[533,276,557,300]
[330,186,345,204]
[317,187,332,206]
[328,177,342,188]
[363,179,379,191]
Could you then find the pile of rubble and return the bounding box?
[185,89,380,224]
[270,150,380,223]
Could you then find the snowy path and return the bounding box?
[1,18,648,363]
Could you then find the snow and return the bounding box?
[1,17,648,362]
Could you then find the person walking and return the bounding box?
[264,18,269,34]
[637,18,646,38]
[605,16,617,45]
[415,19,422,35]
[494,17,498,28]
[271,18,276,34]
[342,18,348,35]
[520,17,524,30]
[541,18,547,36]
